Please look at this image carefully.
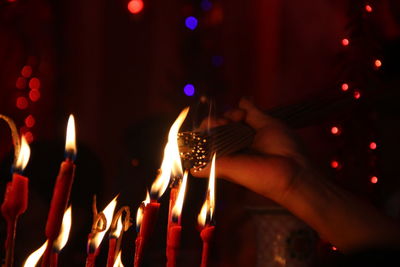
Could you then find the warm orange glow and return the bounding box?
[150,107,189,199]
[197,154,216,227]
[171,170,189,220]
[369,142,377,150]
[136,191,150,228]
[65,114,77,157]
[15,136,31,171]
[53,206,72,251]
[110,216,123,238]
[331,126,341,135]
[365,4,373,13]
[23,241,48,267]
[341,83,349,91]
[90,196,118,250]
[374,59,382,68]
[128,0,144,14]
[113,250,124,267]
[370,176,378,184]
[341,38,349,46]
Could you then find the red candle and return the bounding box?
[49,206,72,267]
[106,238,117,267]
[1,136,30,267]
[107,214,124,267]
[42,115,77,267]
[134,197,160,267]
[166,171,188,267]
[200,225,215,267]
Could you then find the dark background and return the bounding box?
[1,0,400,266]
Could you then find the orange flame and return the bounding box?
[23,241,48,267]
[15,135,30,171]
[136,191,150,228]
[150,107,189,199]
[110,216,123,238]
[65,114,77,157]
[197,153,216,227]
[90,196,118,250]
[113,250,124,267]
[171,170,189,220]
[53,206,72,251]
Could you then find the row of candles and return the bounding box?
[1,107,216,267]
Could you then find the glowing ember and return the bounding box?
[23,241,48,267]
[198,154,216,227]
[15,136,31,171]
[171,170,189,220]
[150,107,189,199]
[90,196,118,250]
[53,206,72,252]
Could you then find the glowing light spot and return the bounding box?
[341,83,349,91]
[16,97,28,110]
[128,0,144,14]
[354,90,361,99]
[370,176,378,184]
[212,55,223,67]
[24,131,34,143]
[341,38,349,46]
[185,16,198,30]
[21,66,33,78]
[184,84,195,96]
[201,0,212,11]
[330,160,340,169]
[16,77,27,89]
[369,142,377,150]
[365,4,373,13]
[331,126,341,135]
[131,159,140,167]
[374,59,382,69]
[29,90,41,102]
[25,115,36,128]
[332,246,337,251]
[29,78,41,90]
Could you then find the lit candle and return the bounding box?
[1,135,30,267]
[107,217,122,267]
[107,206,130,267]
[113,250,124,267]
[134,107,189,267]
[23,241,48,267]
[166,170,189,267]
[86,196,118,267]
[198,154,216,267]
[42,115,77,267]
[50,206,72,267]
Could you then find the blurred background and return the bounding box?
[1,0,400,266]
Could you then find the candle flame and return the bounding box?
[171,170,189,220]
[91,196,118,249]
[65,114,77,157]
[150,107,189,199]
[110,216,123,238]
[136,191,150,228]
[113,250,124,267]
[53,206,72,251]
[197,153,216,227]
[15,136,30,171]
[23,241,48,267]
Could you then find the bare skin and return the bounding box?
[192,98,400,253]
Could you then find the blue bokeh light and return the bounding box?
[183,84,195,96]
[185,16,198,30]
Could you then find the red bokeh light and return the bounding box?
[21,66,32,78]
[370,176,378,184]
[374,59,382,68]
[341,38,349,46]
[16,97,28,110]
[330,160,340,169]
[331,246,337,251]
[15,77,27,89]
[365,5,373,13]
[24,131,34,143]
[369,142,377,150]
[25,115,36,128]
[29,77,41,90]
[341,83,349,91]
[354,90,361,99]
[29,89,41,102]
[128,0,144,14]
[331,126,341,135]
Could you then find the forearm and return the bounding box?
[280,166,400,253]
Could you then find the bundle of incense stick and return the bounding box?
[179,91,358,171]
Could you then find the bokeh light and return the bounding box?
[29,77,41,90]
[374,59,382,69]
[341,38,349,47]
[29,90,41,102]
[128,0,144,14]
[16,77,27,89]
[330,160,340,169]
[370,176,378,184]
[16,97,28,110]
[365,4,373,13]
[369,142,377,150]
[25,115,36,128]
[341,83,349,91]
[183,84,195,96]
[331,126,341,135]
[354,90,361,99]
[185,16,198,30]
[21,66,33,78]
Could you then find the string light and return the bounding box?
[341,83,349,91]
[365,4,373,13]
[21,66,33,78]
[370,176,378,184]
[374,59,382,69]
[29,77,41,90]
[16,77,27,89]
[331,126,341,135]
[369,141,377,150]
[128,0,144,14]
[25,115,36,128]
[29,90,41,102]
[183,84,195,96]
[185,16,198,30]
[16,97,28,110]
[341,38,349,46]
[330,160,340,169]
[353,90,361,99]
